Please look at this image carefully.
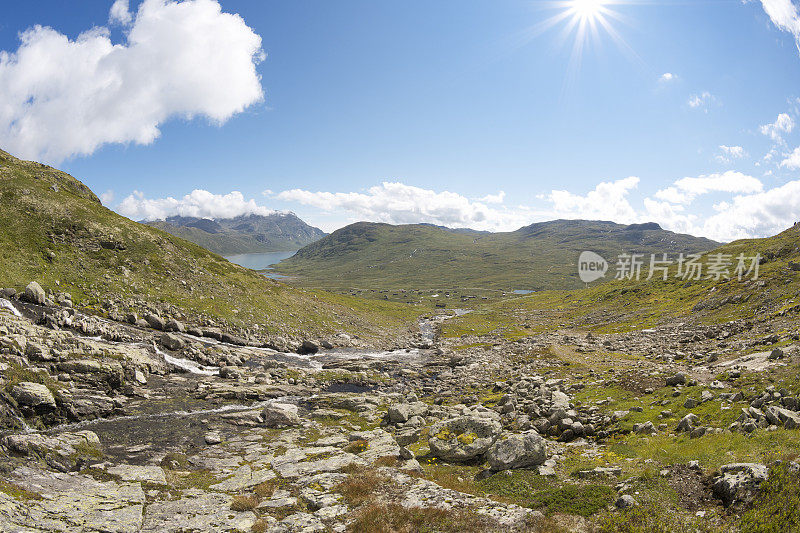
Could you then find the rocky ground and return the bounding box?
[0,281,799,532]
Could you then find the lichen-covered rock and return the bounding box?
[428,415,501,462]
[712,463,769,506]
[387,401,427,424]
[11,382,55,408]
[23,281,46,305]
[486,430,546,471]
[262,403,301,428]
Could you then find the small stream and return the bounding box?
[0,298,470,463]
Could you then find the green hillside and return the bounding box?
[0,149,424,340]
[443,223,800,338]
[273,220,719,296]
[146,213,326,255]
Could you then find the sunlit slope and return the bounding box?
[274,220,719,292]
[443,224,800,337]
[0,149,423,339]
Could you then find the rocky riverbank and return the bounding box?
[0,281,799,531]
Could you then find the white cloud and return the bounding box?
[688,92,715,111]
[480,191,506,204]
[0,0,264,163]
[780,145,800,168]
[100,189,115,205]
[757,0,800,53]
[273,182,535,232]
[118,189,278,221]
[546,176,641,223]
[109,0,133,25]
[716,145,746,163]
[760,112,795,141]
[659,72,676,82]
[697,180,800,240]
[654,171,763,204]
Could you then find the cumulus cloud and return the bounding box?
[717,145,747,163]
[118,189,277,221]
[546,177,641,223]
[654,171,763,204]
[688,92,715,111]
[760,112,795,142]
[780,146,800,168]
[659,72,676,82]
[0,0,265,163]
[273,182,535,232]
[100,189,115,206]
[109,0,133,25]
[757,0,800,53]
[697,180,800,240]
[480,191,506,204]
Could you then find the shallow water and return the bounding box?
[223,251,296,271]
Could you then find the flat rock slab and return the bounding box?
[209,464,276,492]
[141,489,256,532]
[0,466,145,533]
[106,464,167,485]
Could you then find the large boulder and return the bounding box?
[262,403,301,428]
[712,463,769,506]
[11,382,55,409]
[159,333,185,351]
[297,340,319,355]
[666,372,687,386]
[23,282,46,305]
[428,415,502,462]
[676,413,700,433]
[486,430,547,471]
[145,313,165,331]
[387,402,427,424]
[4,430,100,471]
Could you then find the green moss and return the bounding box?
[0,480,42,501]
[740,463,800,533]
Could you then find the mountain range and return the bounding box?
[273,220,720,292]
[145,213,326,255]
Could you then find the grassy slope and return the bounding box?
[443,224,800,337]
[273,220,718,293]
[0,149,425,339]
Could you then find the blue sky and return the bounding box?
[2,0,800,240]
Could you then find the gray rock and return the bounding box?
[145,314,165,330]
[11,382,55,408]
[428,415,502,462]
[297,340,319,355]
[23,281,46,305]
[387,402,427,424]
[768,348,785,360]
[712,463,769,506]
[159,333,184,351]
[204,432,222,445]
[666,372,687,386]
[165,319,185,333]
[616,495,638,509]
[676,413,699,433]
[262,403,301,428]
[486,430,547,471]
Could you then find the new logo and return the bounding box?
[578,251,608,283]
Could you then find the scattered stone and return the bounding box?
[428,416,502,462]
[486,430,547,471]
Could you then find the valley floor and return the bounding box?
[0,286,798,532]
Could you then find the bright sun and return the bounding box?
[520,0,638,88]
[570,0,607,19]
